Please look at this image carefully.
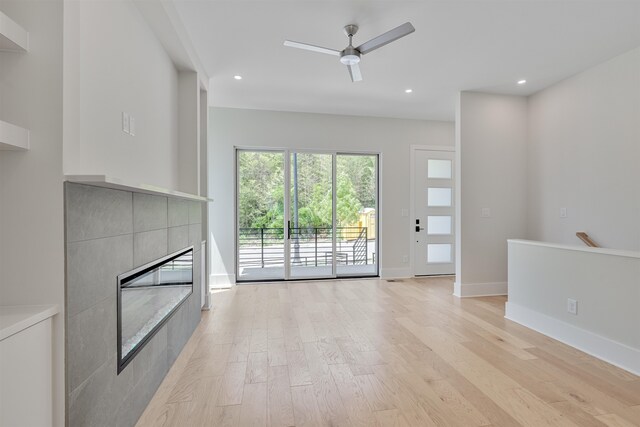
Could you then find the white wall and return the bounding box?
[208,107,454,284]
[177,70,199,194]
[455,92,528,296]
[0,1,65,425]
[63,0,179,189]
[506,240,640,375]
[528,47,640,251]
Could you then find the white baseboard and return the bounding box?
[209,273,236,288]
[380,268,411,279]
[505,302,640,376]
[453,281,507,297]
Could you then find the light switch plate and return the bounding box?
[129,116,136,136]
[481,208,491,218]
[567,298,577,315]
[122,112,130,134]
[401,209,408,217]
[560,207,568,218]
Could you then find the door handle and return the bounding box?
[287,220,291,239]
[415,226,424,232]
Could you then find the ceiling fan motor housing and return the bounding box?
[340,46,361,65]
[343,24,359,37]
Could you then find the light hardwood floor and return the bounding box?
[136,277,640,427]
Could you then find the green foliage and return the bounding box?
[336,175,362,226]
[238,152,376,230]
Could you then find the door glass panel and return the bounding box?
[289,152,334,279]
[427,216,452,235]
[427,159,452,179]
[427,244,452,263]
[336,154,378,277]
[427,188,452,207]
[237,151,285,281]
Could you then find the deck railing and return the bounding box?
[238,226,371,269]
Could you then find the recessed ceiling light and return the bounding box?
[517,79,527,85]
[405,89,413,93]
[234,75,242,80]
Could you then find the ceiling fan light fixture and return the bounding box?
[340,54,360,66]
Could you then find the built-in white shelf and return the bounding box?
[0,119,30,150]
[65,174,213,202]
[0,304,59,341]
[0,10,29,52]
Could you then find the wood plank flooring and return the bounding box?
[135,277,640,427]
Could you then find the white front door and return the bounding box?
[413,150,455,275]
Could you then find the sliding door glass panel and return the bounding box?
[336,154,378,277]
[288,152,334,279]
[237,150,285,281]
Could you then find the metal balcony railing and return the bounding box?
[238,226,373,270]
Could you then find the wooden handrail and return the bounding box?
[576,232,599,248]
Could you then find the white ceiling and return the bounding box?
[173,1,640,121]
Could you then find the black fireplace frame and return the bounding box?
[117,246,194,374]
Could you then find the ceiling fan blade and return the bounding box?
[348,63,363,82]
[356,22,415,55]
[284,40,341,56]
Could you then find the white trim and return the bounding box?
[380,268,411,279]
[331,154,337,277]
[64,175,210,202]
[410,145,456,277]
[0,305,59,341]
[505,302,640,376]
[409,144,455,152]
[508,239,640,260]
[0,120,29,151]
[375,154,381,277]
[284,150,291,279]
[453,281,507,297]
[234,149,240,281]
[0,10,29,52]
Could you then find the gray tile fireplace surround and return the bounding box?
[65,182,204,427]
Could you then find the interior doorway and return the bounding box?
[412,147,456,276]
[236,149,379,282]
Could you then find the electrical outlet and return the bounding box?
[122,112,130,134]
[567,298,577,315]
[560,208,567,218]
[402,255,409,263]
[129,116,136,136]
[481,208,491,218]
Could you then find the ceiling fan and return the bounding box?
[284,22,415,82]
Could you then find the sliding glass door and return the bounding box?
[236,149,378,282]
[336,154,378,277]
[236,150,286,281]
[288,152,335,279]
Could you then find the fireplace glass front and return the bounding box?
[117,246,193,372]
